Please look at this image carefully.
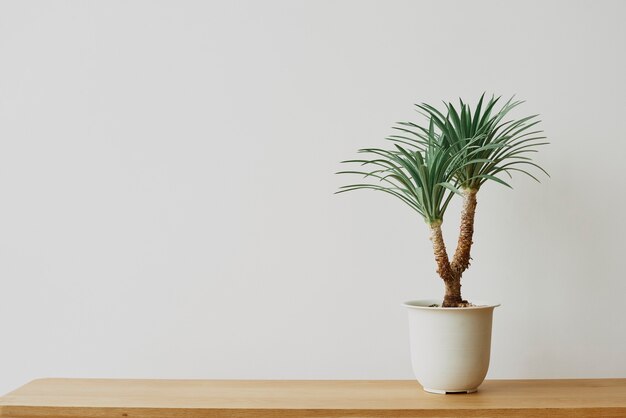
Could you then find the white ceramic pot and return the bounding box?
[403,299,500,394]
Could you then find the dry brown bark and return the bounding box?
[451,188,478,277]
[429,223,463,307]
[430,188,478,308]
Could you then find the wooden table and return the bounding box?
[1,378,625,417]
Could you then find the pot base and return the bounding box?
[423,387,478,395]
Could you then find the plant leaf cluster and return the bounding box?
[337,94,548,225]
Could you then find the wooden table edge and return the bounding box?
[3,405,626,418]
[2,378,626,418]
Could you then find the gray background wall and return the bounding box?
[1,0,625,394]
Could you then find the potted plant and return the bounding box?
[337,94,548,394]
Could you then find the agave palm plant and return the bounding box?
[337,94,548,307]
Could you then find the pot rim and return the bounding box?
[403,299,500,310]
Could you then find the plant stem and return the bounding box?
[429,222,463,307]
[451,188,478,277]
[443,277,463,308]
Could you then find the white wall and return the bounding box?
[1,0,625,394]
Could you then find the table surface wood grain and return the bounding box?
[1,378,625,418]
